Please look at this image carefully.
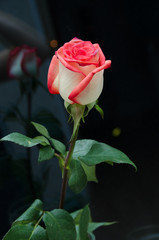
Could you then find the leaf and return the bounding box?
[43,209,76,240]
[79,205,90,240]
[30,226,48,240]
[1,133,43,148]
[50,138,66,155]
[33,136,50,146]
[31,122,50,138]
[69,159,87,194]
[89,232,96,240]
[88,221,117,233]
[38,146,55,162]
[70,209,83,225]
[12,199,43,226]
[80,162,98,183]
[73,140,136,169]
[2,225,48,240]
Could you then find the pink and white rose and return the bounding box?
[8,45,41,79]
[48,38,111,105]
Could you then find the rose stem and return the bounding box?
[59,126,79,209]
[26,92,36,199]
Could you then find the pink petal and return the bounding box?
[56,47,86,76]
[48,55,60,94]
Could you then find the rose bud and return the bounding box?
[8,45,41,79]
[48,38,111,105]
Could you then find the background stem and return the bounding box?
[26,92,36,199]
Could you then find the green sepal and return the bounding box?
[38,146,55,162]
[43,209,76,240]
[94,103,104,119]
[84,101,96,117]
[70,104,85,139]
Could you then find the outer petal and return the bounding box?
[69,60,111,105]
[48,55,60,94]
[58,61,84,103]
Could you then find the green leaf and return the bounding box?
[73,140,136,169]
[80,162,98,183]
[1,133,43,148]
[30,226,48,240]
[43,209,76,240]
[2,225,48,240]
[33,136,50,146]
[38,146,55,162]
[70,209,83,225]
[31,122,50,138]
[13,199,43,226]
[88,221,116,233]
[79,205,90,240]
[50,138,66,155]
[69,159,87,194]
[89,232,96,240]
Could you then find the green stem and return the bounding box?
[59,125,79,209]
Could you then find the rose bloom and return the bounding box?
[8,45,41,79]
[48,38,111,105]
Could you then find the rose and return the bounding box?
[8,45,41,79]
[48,38,111,105]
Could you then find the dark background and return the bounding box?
[1,0,159,239]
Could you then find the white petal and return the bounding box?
[75,70,104,105]
[10,51,24,77]
[59,61,84,103]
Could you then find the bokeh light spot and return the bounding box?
[50,40,58,48]
[112,127,121,137]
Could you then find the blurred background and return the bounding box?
[0,0,159,239]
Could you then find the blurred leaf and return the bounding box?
[12,199,43,226]
[80,162,98,183]
[2,225,48,240]
[43,209,76,240]
[1,133,43,147]
[31,122,50,138]
[73,140,136,169]
[69,159,87,194]
[79,205,90,240]
[38,146,55,162]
